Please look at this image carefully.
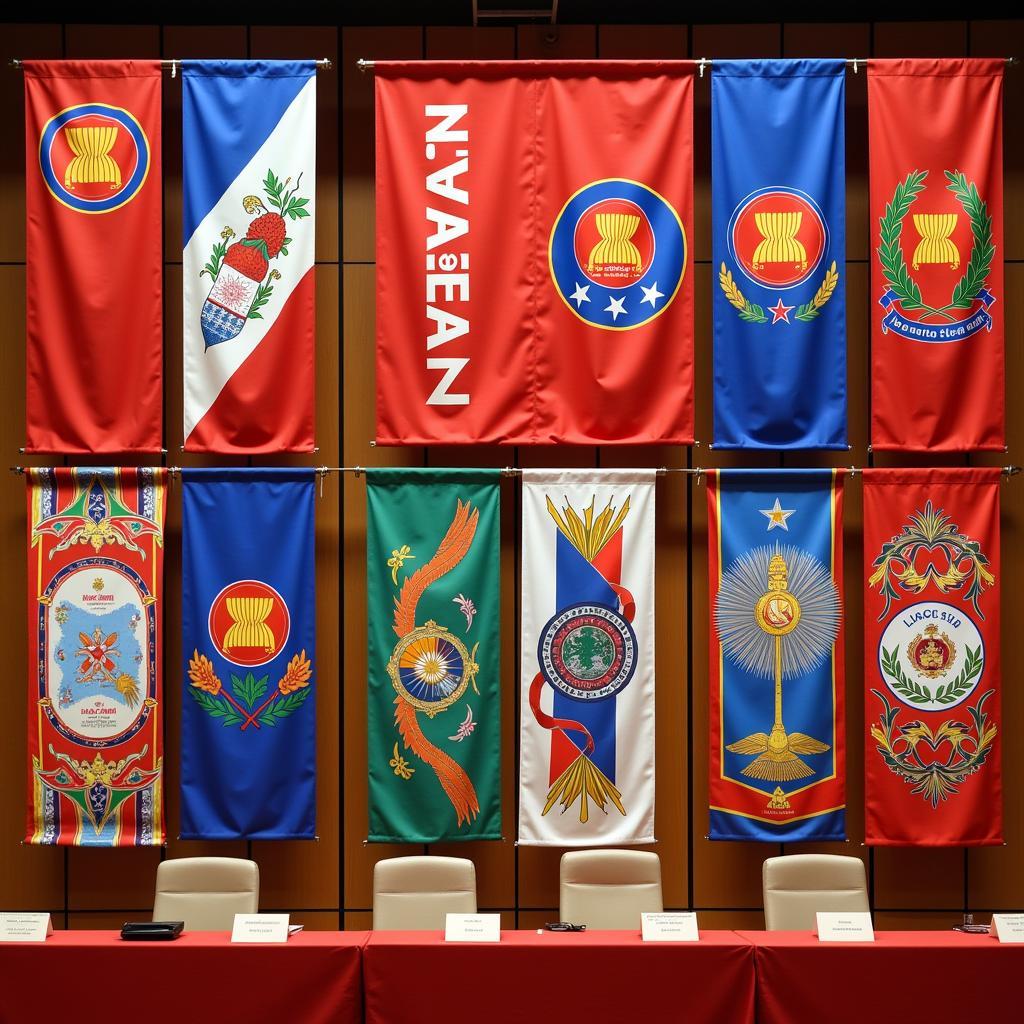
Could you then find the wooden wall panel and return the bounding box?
[0,17,1020,931]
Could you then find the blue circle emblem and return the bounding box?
[39,103,150,215]
[549,178,686,331]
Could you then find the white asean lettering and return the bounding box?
[424,104,470,406]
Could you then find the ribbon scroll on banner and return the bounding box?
[869,59,1004,451]
[519,470,656,846]
[708,469,846,842]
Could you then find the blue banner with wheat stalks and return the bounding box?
[181,468,316,839]
[712,59,847,449]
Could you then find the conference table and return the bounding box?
[2,927,1020,1024]
[738,930,1021,1024]
[361,929,756,1024]
[0,929,368,1024]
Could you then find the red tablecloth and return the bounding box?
[737,930,1021,1024]
[0,930,368,1024]
[363,930,755,1024]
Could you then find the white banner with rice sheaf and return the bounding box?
[518,470,656,846]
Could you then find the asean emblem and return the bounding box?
[387,620,479,718]
[538,603,637,702]
[877,170,996,342]
[208,579,290,668]
[549,178,686,331]
[719,186,838,326]
[39,103,150,214]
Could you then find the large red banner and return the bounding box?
[375,61,694,446]
[25,61,162,453]
[868,59,1004,452]
[863,468,1001,846]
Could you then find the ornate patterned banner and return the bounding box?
[367,469,501,842]
[869,59,1004,451]
[374,61,694,446]
[24,61,163,454]
[26,468,166,846]
[864,468,1002,845]
[519,470,655,846]
[181,469,316,839]
[708,469,846,842]
[712,59,847,449]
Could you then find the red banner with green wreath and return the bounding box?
[868,59,1003,451]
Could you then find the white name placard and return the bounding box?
[231,913,290,943]
[992,914,1024,943]
[641,912,700,942]
[444,913,501,943]
[816,912,874,943]
[0,913,53,942]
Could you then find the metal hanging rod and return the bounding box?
[9,58,333,74]
[358,56,1017,74]
[11,465,1022,478]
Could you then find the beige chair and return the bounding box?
[372,856,476,930]
[559,850,663,930]
[762,854,869,930]
[153,857,259,932]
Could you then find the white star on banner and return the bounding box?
[641,281,664,308]
[605,295,627,321]
[570,282,591,308]
[759,498,796,531]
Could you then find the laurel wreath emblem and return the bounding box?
[719,260,839,326]
[878,169,994,321]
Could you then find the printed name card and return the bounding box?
[992,914,1024,943]
[0,913,53,942]
[641,912,700,942]
[444,913,501,943]
[816,912,874,942]
[231,913,291,943]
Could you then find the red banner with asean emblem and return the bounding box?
[24,61,162,453]
[868,59,1003,451]
[375,61,694,445]
[864,468,1001,846]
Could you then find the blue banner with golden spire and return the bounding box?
[712,60,847,449]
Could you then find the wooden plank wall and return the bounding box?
[0,19,1020,931]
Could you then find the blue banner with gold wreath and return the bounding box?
[712,60,847,449]
[708,469,846,841]
[181,468,315,839]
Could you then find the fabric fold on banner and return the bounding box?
[869,59,1004,451]
[181,468,316,839]
[519,469,655,846]
[863,468,1002,846]
[26,468,166,846]
[707,469,846,842]
[712,59,846,449]
[24,61,163,453]
[367,468,501,842]
[183,61,316,453]
[375,61,694,446]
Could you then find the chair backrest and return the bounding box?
[559,850,663,930]
[153,857,259,932]
[762,854,869,931]
[372,856,477,931]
